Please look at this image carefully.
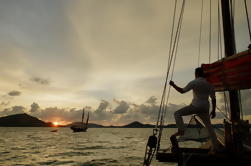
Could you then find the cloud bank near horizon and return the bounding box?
[0,96,186,125]
[1,91,251,125]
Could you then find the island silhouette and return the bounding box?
[0,113,224,128]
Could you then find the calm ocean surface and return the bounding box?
[0,128,181,166]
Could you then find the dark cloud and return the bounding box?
[95,100,110,113]
[91,100,113,121]
[111,96,186,124]
[30,102,40,113]
[114,102,185,125]
[8,90,21,96]
[113,100,129,114]
[12,106,25,113]
[145,96,157,105]
[31,77,50,85]
[0,105,25,117]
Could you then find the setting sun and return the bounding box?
[52,122,59,127]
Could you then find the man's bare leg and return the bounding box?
[173,105,197,137]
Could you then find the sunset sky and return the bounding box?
[0,0,250,125]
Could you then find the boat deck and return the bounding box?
[156,147,251,166]
[156,132,251,166]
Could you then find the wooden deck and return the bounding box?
[156,148,251,166]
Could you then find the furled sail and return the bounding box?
[202,49,251,91]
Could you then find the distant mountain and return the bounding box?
[0,113,225,128]
[66,121,155,128]
[0,113,52,127]
[121,121,155,128]
[117,122,224,128]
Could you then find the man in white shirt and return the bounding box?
[169,67,218,151]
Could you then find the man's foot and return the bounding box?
[208,148,222,155]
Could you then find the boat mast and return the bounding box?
[221,0,241,151]
[82,109,85,123]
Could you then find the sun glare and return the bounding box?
[53,121,59,126]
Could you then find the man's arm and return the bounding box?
[210,95,216,119]
[169,81,185,94]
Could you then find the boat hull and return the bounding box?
[70,126,88,132]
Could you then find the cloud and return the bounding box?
[0,95,12,109]
[95,100,110,113]
[30,77,50,85]
[0,101,10,106]
[24,97,166,124]
[30,102,40,113]
[8,90,21,96]
[30,107,82,123]
[145,96,157,105]
[113,101,185,125]
[113,100,129,114]
[1,95,232,125]
[0,96,186,125]
[90,100,113,122]
[110,96,186,124]
[0,105,25,117]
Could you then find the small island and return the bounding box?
[0,113,52,127]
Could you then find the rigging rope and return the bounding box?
[216,102,231,120]
[161,4,185,134]
[143,1,186,165]
[218,0,225,60]
[198,0,204,66]
[217,0,221,60]
[157,0,185,129]
[209,0,212,63]
[244,0,251,42]
[155,0,178,129]
[156,0,186,153]
[158,0,186,138]
[229,0,237,51]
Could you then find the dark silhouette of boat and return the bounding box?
[70,108,89,132]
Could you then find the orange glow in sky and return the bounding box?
[52,121,59,127]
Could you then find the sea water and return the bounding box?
[0,127,189,166]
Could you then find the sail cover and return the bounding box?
[202,49,251,91]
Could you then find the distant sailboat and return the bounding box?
[50,129,58,132]
[70,108,89,132]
